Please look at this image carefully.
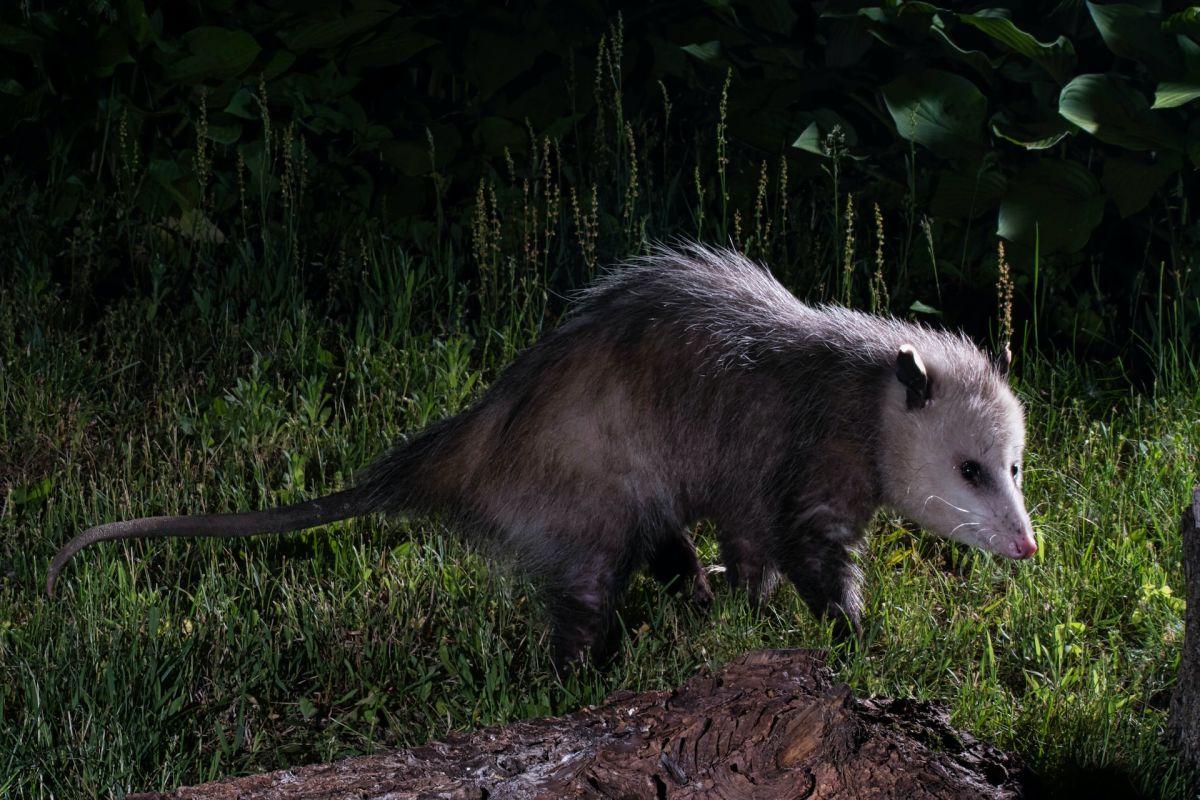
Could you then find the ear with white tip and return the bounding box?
[895,344,932,410]
[993,343,1012,376]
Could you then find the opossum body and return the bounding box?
[48,243,1037,665]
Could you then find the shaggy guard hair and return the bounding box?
[48,242,1034,665]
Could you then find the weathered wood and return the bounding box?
[1170,486,1200,775]
[130,649,1025,799]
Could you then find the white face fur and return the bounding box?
[878,344,1038,560]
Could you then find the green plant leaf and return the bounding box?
[0,24,43,55]
[165,28,261,84]
[928,20,996,78]
[118,0,151,44]
[1102,152,1181,216]
[1153,81,1200,108]
[223,87,258,119]
[1087,2,1179,77]
[789,110,858,157]
[345,30,437,71]
[1059,74,1185,151]
[991,109,1073,149]
[882,69,986,158]
[682,40,722,62]
[1164,8,1200,37]
[959,11,1076,83]
[279,3,398,52]
[931,167,1007,219]
[909,300,942,315]
[998,160,1105,253]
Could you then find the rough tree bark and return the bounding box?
[131,649,1025,799]
[1170,486,1200,775]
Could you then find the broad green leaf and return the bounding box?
[204,122,242,145]
[96,26,133,77]
[1059,74,1185,151]
[465,29,540,100]
[1087,2,1179,76]
[991,110,1073,149]
[1153,82,1200,108]
[959,11,1076,83]
[681,41,722,62]
[223,88,258,119]
[118,0,151,44]
[928,22,995,78]
[262,50,296,81]
[998,160,1105,253]
[789,110,858,157]
[0,24,43,55]
[165,28,261,84]
[792,121,826,156]
[909,300,942,315]
[744,0,798,33]
[279,4,398,52]
[346,30,437,70]
[882,69,986,158]
[474,116,526,157]
[1164,7,1200,37]
[931,167,1007,219]
[1102,152,1181,216]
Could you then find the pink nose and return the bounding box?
[1011,532,1038,559]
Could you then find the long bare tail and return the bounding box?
[45,488,367,597]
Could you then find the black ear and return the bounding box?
[993,343,1012,376]
[895,344,932,410]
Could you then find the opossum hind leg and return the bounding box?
[543,548,636,670]
[646,528,714,610]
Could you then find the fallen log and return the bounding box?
[1170,486,1200,775]
[131,648,1025,799]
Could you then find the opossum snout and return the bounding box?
[1007,528,1038,560]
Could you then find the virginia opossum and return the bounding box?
[46,242,1037,664]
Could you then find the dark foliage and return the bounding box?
[2,1,1198,365]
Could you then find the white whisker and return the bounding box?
[923,494,975,516]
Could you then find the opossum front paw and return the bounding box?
[726,561,779,611]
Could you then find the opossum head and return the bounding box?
[878,342,1037,559]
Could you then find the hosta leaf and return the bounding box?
[882,69,986,158]
[165,28,261,84]
[1164,8,1200,37]
[1059,74,1185,151]
[1153,82,1200,108]
[279,3,398,51]
[998,160,1105,254]
[1087,2,1180,77]
[346,30,437,71]
[789,110,858,157]
[1102,152,1181,217]
[931,166,1007,219]
[744,0,798,33]
[928,22,995,78]
[959,11,1076,83]
[681,41,722,62]
[0,23,43,55]
[991,110,1073,149]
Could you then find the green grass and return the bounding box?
[1,248,1196,799]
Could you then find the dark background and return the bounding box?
[3,0,1198,378]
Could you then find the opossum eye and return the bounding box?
[958,460,983,486]
[1011,464,1021,482]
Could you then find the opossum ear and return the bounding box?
[895,344,932,410]
[993,344,1012,376]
